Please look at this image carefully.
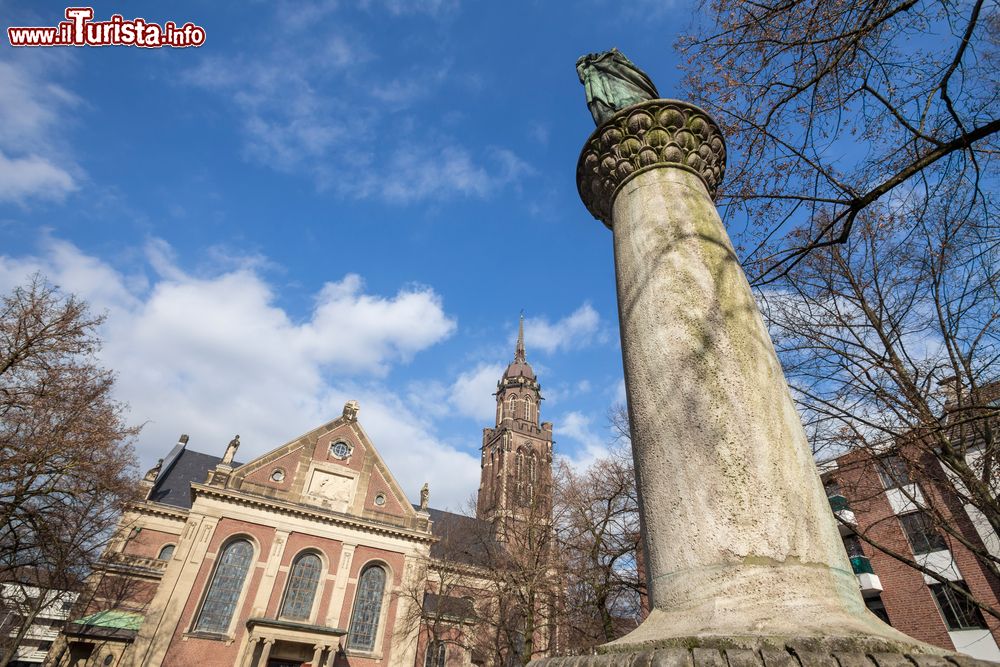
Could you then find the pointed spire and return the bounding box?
[515,311,526,363]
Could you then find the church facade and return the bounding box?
[48,321,554,667]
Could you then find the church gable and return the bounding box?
[227,401,417,524]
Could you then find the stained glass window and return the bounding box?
[279,552,322,621]
[347,565,386,652]
[424,641,446,667]
[193,539,253,634]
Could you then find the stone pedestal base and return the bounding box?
[529,643,993,667]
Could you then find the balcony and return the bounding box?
[850,555,874,574]
[828,494,857,534]
[856,572,883,596]
[849,556,883,596]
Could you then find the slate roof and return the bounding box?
[148,447,239,509]
[419,506,495,567]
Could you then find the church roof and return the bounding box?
[148,447,240,509]
[420,506,494,567]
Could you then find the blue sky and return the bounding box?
[0,0,693,510]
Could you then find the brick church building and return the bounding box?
[48,319,555,667]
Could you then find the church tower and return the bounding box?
[477,315,554,539]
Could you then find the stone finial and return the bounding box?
[143,458,163,482]
[577,99,727,227]
[419,482,429,510]
[343,400,360,422]
[221,434,239,465]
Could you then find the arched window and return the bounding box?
[347,565,387,652]
[279,552,322,621]
[515,450,524,482]
[157,544,175,561]
[194,539,253,634]
[525,395,535,423]
[425,640,446,667]
[507,394,518,420]
[529,452,537,483]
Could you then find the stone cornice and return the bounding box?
[132,500,190,521]
[246,616,346,638]
[189,483,436,546]
[577,99,727,227]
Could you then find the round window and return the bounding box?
[103,655,114,666]
[270,469,285,482]
[374,493,386,507]
[330,442,351,459]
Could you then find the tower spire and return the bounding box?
[515,312,526,363]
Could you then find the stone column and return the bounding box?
[240,637,263,667]
[258,638,274,666]
[571,100,927,655]
[311,644,326,666]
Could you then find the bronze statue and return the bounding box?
[576,48,660,125]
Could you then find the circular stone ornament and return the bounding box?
[330,441,352,460]
[576,99,727,227]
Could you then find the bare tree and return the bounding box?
[760,186,1000,618]
[0,276,141,667]
[477,493,562,665]
[553,435,644,650]
[679,0,999,284]
[395,519,485,666]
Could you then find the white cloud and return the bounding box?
[0,55,80,204]
[524,303,604,354]
[361,0,460,16]
[181,7,529,202]
[360,145,532,203]
[613,378,626,404]
[0,237,480,508]
[0,152,76,205]
[555,410,608,470]
[448,363,503,421]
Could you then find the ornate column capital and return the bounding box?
[576,99,727,227]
